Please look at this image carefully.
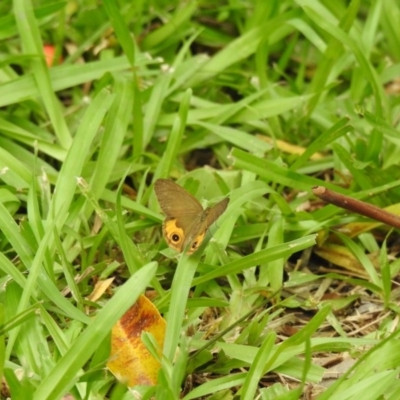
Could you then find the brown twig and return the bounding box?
[312,186,400,229]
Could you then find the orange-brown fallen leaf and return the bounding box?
[107,294,166,387]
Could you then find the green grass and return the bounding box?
[1,0,400,399]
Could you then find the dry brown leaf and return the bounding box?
[107,294,166,387]
[314,243,366,274]
[87,277,115,302]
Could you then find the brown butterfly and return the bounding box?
[154,179,229,253]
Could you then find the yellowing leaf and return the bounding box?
[321,203,400,239]
[107,294,166,387]
[256,135,323,160]
[87,278,114,302]
[314,243,366,275]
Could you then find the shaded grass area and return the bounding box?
[1,0,400,399]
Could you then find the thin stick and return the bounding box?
[312,186,400,229]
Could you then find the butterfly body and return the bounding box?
[154,179,229,253]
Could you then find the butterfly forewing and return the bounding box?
[154,179,203,218]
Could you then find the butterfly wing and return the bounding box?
[155,179,204,252]
[154,179,203,217]
[205,198,230,227]
[187,197,230,253]
[154,179,229,253]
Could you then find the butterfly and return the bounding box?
[154,179,229,253]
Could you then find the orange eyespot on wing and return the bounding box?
[163,219,185,252]
[187,231,206,254]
